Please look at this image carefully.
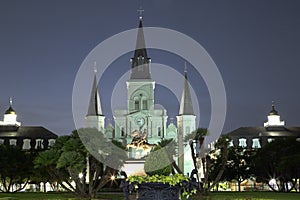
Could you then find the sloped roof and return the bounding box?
[130,18,151,79]
[0,126,57,139]
[87,73,102,116]
[5,106,16,115]
[5,98,16,114]
[178,66,194,115]
[268,102,279,116]
[226,126,300,137]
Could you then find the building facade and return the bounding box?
[0,98,57,150]
[86,17,196,174]
[227,102,300,148]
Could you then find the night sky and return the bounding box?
[0,0,299,136]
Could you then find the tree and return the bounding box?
[185,129,230,194]
[34,135,76,192]
[144,145,172,176]
[0,145,33,192]
[157,139,182,174]
[30,161,58,192]
[253,137,300,192]
[185,128,209,184]
[222,146,255,191]
[186,128,209,166]
[201,135,231,194]
[34,128,127,198]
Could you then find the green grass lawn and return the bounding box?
[192,191,300,200]
[0,191,299,200]
[0,192,125,200]
[0,192,76,200]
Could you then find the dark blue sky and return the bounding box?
[0,0,299,135]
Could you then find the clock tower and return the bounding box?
[114,16,168,149]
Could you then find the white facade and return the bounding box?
[264,115,285,127]
[86,17,196,175]
[86,70,105,132]
[114,79,168,144]
[0,98,21,126]
[177,115,196,174]
[264,102,285,127]
[86,115,105,132]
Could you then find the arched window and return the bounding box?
[158,127,161,137]
[48,139,55,147]
[23,139,31,150]
[267,138,274,143]
[135,100,139,110]
[9,139,17,146]
[137,56,144,71]
[35,139,44,149]
[185,127,190,135]
[142,100,147,110]
[121,127,125,137]
[239,138,247,148]
[252,138,261,148]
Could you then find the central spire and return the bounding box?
[137,6,144,20]
[130,14,151,79]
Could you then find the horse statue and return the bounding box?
[126,129,156,153]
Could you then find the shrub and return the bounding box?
[144,145,172,176]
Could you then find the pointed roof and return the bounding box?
[179,63,194,115]
[5,97,16,115]
[134,18,148,59]
[87,68,103,116]
[269,101,279,116]
[130,17,151,79]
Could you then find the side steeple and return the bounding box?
[86,63,105,132]
[87,65,102,116]
[176,63,196,174]
[179,63,194,115]
[130,16,151,79]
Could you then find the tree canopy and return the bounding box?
[0,145,33,192]
[253,137,300,192]
[34,128,127,198]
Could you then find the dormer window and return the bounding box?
[35,139,44,149]
[239,138,247,148]
[252,138,261,148]
[10,139,17,146]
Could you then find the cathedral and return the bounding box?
[85,16,196,175]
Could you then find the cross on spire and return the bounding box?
[272,101,275,110]
[137,6,144,19]
[184,62,188,79]
[93,61,97,73]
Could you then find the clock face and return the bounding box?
[135,117,145,126]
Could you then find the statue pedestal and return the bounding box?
[121,159,146,176]
[136,182,181,200]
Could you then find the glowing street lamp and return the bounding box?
[110,175,116,181]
